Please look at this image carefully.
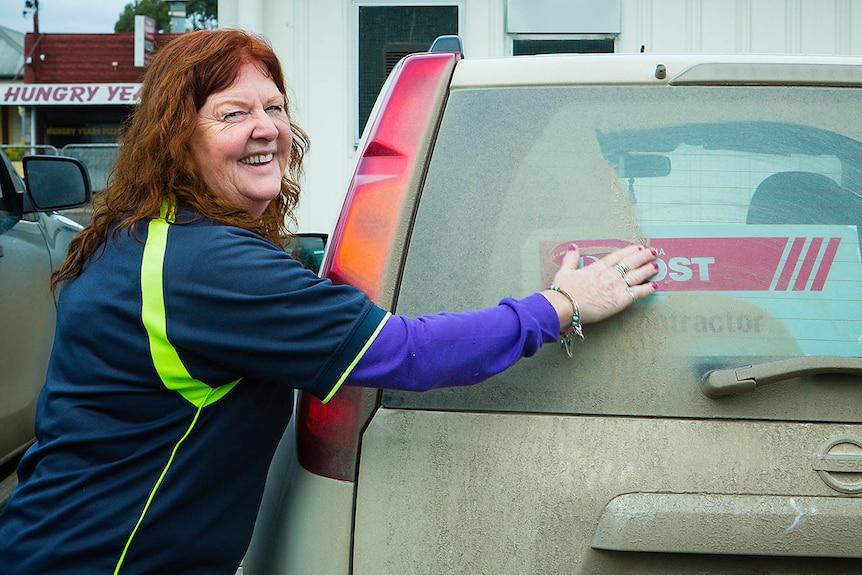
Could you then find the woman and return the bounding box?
[0,30,657,574]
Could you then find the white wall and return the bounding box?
[219,0,862,234]
[619,0,862,55]
[220,0,350,234]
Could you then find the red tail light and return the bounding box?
[320,51,458,302]
[297,52,458,481]
[295,387,379,481]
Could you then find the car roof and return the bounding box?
[450,52,862,88]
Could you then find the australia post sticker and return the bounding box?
[539,225,861,356]
[542,224,861,294]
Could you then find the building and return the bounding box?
[219,0,862,234]
[0,30,177,188]
[0,25,25,148]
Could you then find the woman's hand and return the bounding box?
[542,243,658,330]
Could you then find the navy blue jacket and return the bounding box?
[0,213,386,574]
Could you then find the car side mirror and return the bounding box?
[23,155,91,212]
[282,233,328,274]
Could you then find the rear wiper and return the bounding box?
[701,356,862,398]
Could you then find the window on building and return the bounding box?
[40,106,130,148]
[512,38,615,56]
[357,4,459,137]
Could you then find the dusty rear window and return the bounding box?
[389,85,862,421]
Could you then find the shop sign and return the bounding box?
[135,15,156,68]
[1,84,142,106]
[46,126,123,138]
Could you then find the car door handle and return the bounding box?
[592,492,862,558]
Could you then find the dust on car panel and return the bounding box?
[245,42,862,575]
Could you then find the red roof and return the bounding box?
[23,32,180,83]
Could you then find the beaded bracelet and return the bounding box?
[549,285,584,357]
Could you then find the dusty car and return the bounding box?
[0,152,90,491]
[245,39,862,574]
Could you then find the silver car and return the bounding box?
[246,44,862,574]
[0,152,89,495]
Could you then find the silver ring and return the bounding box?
[613,262,629,276]
[627,287,636,303]
[624,276,632,287]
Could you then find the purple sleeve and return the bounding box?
[344,293,560,391]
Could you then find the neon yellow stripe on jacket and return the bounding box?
[115,202,241,573]
[140,201,239,407]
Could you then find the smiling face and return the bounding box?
[191,62,293,216]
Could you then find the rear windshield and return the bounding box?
[390,84,862,421]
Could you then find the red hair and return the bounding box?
[52,29,309,288]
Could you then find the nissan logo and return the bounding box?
[812,434,862,494]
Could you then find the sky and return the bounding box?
[0,0,133,34]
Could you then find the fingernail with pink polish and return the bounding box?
[651,282,659,290]
[568,243,577,251]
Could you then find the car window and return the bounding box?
[389,85,862,422]
[0,152,23,228]
[1,151,26,193]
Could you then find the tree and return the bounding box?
[187,0,218,31]
[114,0,217,33]
[114,0,170,33]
